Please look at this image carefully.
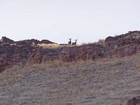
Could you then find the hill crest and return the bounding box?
[0,30,140,72]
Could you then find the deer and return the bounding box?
[72,39,77,45]
[68,38,72,45]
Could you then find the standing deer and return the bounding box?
[72,39,77,45]
[68,38,72,45]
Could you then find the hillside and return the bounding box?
[0,53,140,105]
[0,31,140,105]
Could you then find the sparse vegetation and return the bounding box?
[37,43,60,49]
[0,53,140,104]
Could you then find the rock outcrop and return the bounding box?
[59,44,106,62]
[0,36,15,44]
[0,37,56,72]
[127,96,140,105]
[0,30,140,72]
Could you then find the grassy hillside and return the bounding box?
[0,53,140,105]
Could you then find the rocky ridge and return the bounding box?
[0,31,140,72]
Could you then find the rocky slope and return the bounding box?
[0,31,140,72]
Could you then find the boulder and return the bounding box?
[127,97,140,105]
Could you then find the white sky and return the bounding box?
[0,0,140,44]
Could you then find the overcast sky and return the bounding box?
[0,0,140,44]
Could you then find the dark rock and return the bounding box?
[40,39,55,44]
[28,48,43,64]
[66,103,72,105]
[127,96,140,105]
[0,36,15,44]
[16,38,55,46]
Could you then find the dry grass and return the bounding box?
[37,43,79,49]
[0,65,24,86]
[0,53,140,105]
[27,59,95,70]
[37,43,60,49]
